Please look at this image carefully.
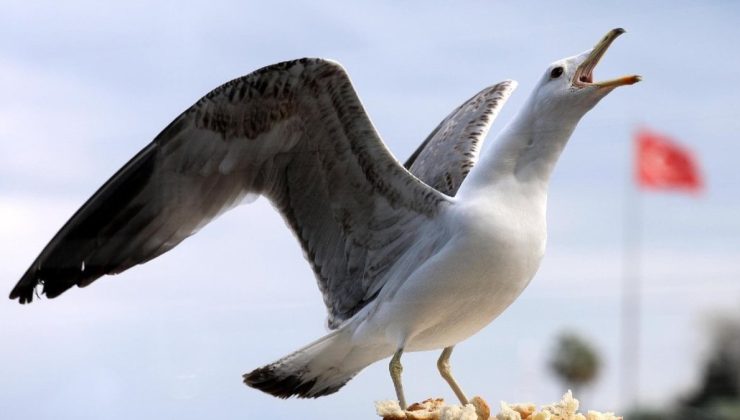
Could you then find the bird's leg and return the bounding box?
[437,346,469,405]
[390,348,407,410]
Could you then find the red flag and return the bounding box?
[635,129,703,192]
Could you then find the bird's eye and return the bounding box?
[550,67,564,79]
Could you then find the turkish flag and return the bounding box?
[635,129,703,192]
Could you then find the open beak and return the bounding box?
[573,28,641,89]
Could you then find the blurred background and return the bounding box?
[1,1,738,418]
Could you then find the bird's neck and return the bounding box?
[457,98,580,201]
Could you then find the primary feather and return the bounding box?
[10,58,455,329]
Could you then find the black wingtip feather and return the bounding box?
[9,270,41,304]
[8,141,161,306]
[8,284,32,304]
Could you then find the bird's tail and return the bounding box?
[244,328,377,398]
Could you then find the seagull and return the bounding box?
[10,28,639,409]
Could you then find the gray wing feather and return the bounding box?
[405,80,516,196]
[10,58,450,328]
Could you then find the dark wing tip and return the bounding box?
[8,139,163,306]
[8,284,34,304]
[10,261,105,304]
[9,271,41,304]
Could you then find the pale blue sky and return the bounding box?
[2,1,739,418]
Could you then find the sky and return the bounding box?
[1,1,739,418]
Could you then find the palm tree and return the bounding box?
[549,332,601,397]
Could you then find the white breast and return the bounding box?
[363,180,548,351]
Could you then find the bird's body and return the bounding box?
[243,86,566,398]
[355,126,549,354]
[9,29,639,407]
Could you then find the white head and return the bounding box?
[529,28,641,123]
[461,28,641,192]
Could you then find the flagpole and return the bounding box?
[619,127,702,409]
[620,135,643,409]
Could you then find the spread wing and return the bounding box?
[10,58,451,328]
[404,81,516,196]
